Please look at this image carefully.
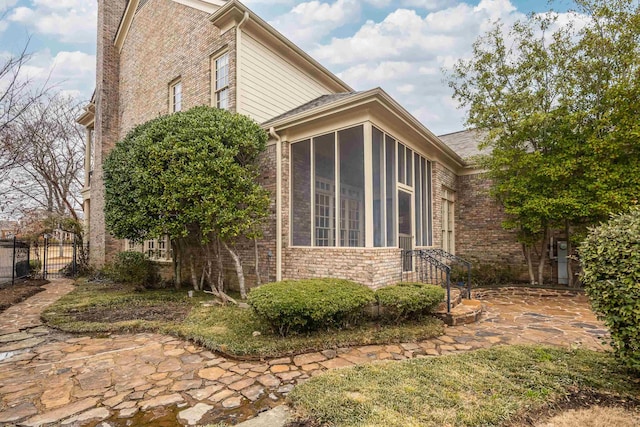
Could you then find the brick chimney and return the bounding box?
[90,0,127,267]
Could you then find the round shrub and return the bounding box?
[579,208,640,371]
[105,251,157,289]
[248,279,376,336]
[376,283,445,323]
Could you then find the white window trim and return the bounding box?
[441,188,455,254]
[125,237,172,262]
[213,51,230,110]
[288,122,433,250]
[169,79,182,113]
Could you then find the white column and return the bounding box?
[364,122,373,248]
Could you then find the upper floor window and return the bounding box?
[214,52,229,110]
[170,80,182,112]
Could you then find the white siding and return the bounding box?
[239,33,334,123]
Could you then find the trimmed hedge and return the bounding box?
[105,251,157,288]
[248,279,375,337]
[376,282,445,323]
[580,208,640,371]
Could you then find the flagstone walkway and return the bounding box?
[0,280,608,426]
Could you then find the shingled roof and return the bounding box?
[438,129,488,161]
[262,92,361,127]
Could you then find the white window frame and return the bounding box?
[125,237,172,262]
[441,188,455,254]
[170,79,182,113]
[213,51,230,110]
[288,123,433,249]
[315,177,335,246]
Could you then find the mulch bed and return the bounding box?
[0,279,48,313]
[73,302,192,323]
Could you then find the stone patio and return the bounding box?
[0,280,609,426]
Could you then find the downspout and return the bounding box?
[269,127,283,281]
[235,11,250,112]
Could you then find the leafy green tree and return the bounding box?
[104,106,269,297]
[448,0,640,285]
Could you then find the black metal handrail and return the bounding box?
[423,248,472,299]
[401,249,453,312]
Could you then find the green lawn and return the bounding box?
[288,345,640,426]
[42,281,444,358]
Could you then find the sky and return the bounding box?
[0,0,578,135]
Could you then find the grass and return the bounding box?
[288,345,640,427]
[42,281,444,358]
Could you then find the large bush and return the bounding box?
[579,208,640,371]
[376,283,445,323]
[248,279,375,336]
[105,251,157,289]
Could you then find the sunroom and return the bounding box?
[290,123,433,252]
[267,89,463,288]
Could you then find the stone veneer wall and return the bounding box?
[91,0,238,267]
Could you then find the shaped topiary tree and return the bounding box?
[103,106,269,298]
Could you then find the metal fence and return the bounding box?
[31,236,81,279]
[0,238,31,286]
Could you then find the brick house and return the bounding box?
[80,0,543,289]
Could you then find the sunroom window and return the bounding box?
[290,124,432,249]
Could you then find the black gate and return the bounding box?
[32,234,80,279]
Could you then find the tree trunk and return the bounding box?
[189,256,200,290]
[523,244,536,285]
[172,239,182,290]
[254,237,261,286]
[216,237,224,293]
[537,227,549,286]
[223,241,246,299]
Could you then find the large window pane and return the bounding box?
[406,148,413,186]
[291,140,311,245]
[385,135,396,246]
[314,133,335,246]
[373,127,384,247]
[425,159,432,246]
[398,143,405,185]
[414,152,422,246]
[339,126,365,247]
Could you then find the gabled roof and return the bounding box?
[438,129,488,161]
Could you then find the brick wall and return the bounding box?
[456,172,550,281]
[283,247,402,289]
[91,0,238,267]
[118,0,237,135]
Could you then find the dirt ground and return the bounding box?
[73,302,192,323]
[536,406,640,427]
[0,279,48,313]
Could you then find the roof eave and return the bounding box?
[265,88,466,169]
[210,0,353,93]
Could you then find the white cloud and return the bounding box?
[8,1,96,44]
[307,1,532,133]
[9,49,95,101]
[0,0,18,11]
[270,0,361,48]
